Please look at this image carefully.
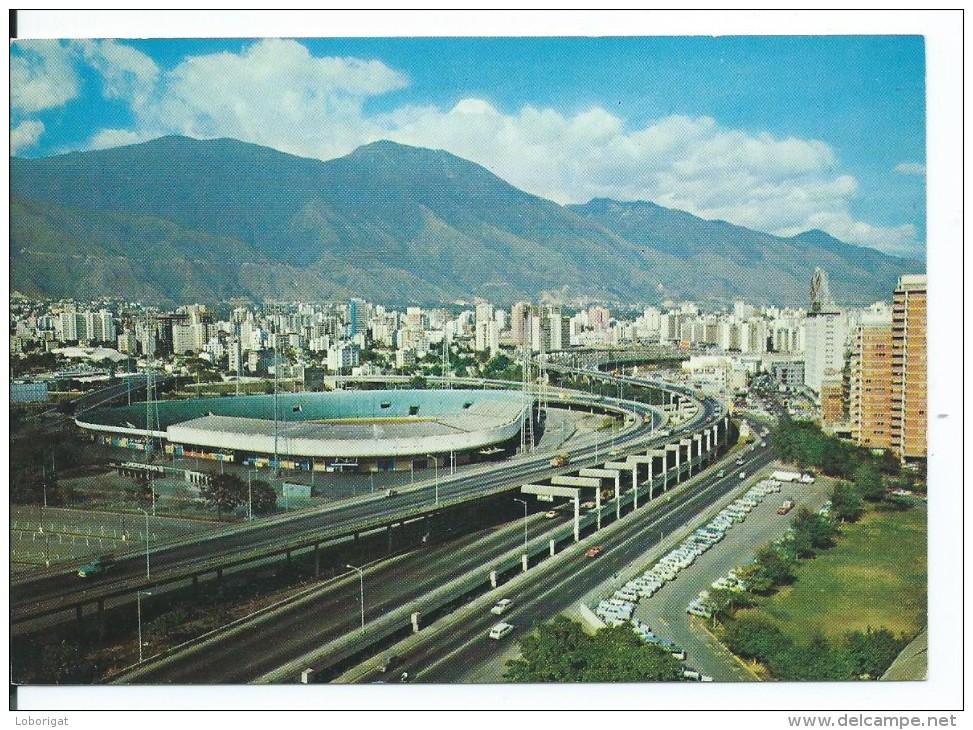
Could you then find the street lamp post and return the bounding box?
[138,508,150,578]
[346,564,365,633]
[514,498,528,552]
[137,590,152,663]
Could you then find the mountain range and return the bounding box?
[10,136,922,307]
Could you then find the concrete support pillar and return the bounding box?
[411,611,421,633]
[630,466,638,505]
[713,424,720,458]
[574,496,580,543]
[680,439,693,478]
[595,485,602,531]
[675,443,682,483]
[704,429,711,459]
[301,669,314,684]
[490,570,498,588]
[549,539,556,557]
[522,554,529,573]
[693,434,703,472]
[615,474,621,521]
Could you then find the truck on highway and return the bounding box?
[550,453,571,467]
[771,470,816,484]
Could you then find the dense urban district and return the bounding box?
[10,267,926,686]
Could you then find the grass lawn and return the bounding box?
[744,506,927,641]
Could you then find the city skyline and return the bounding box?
[11,35,925,259]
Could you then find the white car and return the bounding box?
[490,598,513,615]
[489,622,515,640]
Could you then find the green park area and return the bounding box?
[752,507,926,642]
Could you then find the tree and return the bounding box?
[830,480,864,522]
[199,472,246,517]
[790,507,837,558]
[721,615,793,662]
[853,462,886,503]
[845,627,907,679]
[707,588,753,622]
[769,631,853,681]
[249,479,278,515]
[504,616,681,682]
[749,544,796,592]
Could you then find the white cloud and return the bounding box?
[894,161,926,175]
[72,40,920,258]
[87,128,156,151]
[10,120,45,155]
[85,39,408,160]
[10,40,79,114]
[76,40,160,111]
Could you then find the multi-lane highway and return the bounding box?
[346,443,776,684]
[119,503,577,682]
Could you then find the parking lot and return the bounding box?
[591,473,831,681]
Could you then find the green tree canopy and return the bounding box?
[504,616,681,682]
[248,479,278,515]
[200,472,246,517]
[831,480,864,522]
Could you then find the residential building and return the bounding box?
[890,275,927,461]
[850,304,894,450]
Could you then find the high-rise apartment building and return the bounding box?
[890,275,927,461]
[511,302,530,345]
[850,304,894,450]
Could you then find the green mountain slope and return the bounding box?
[10,136,921,306]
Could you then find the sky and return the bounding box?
[9,34,926,260]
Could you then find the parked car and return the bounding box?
[585,545,605,558]
[777,500,795,515]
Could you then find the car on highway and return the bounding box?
[585,545,605,558]
[716,469,725,478]
[735,457,744,465]
[490,598,513,615]
[580,501,597,510]
[77,555,115,578]
[543,510,558,519]
[488,622,515,640]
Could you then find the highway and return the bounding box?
[12,388,681,627]
[119,504,576,682]
[343,444,775,684]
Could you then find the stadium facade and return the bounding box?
[76,389,533,473]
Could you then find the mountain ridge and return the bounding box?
[10,136,922,307]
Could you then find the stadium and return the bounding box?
[75,388,534,473]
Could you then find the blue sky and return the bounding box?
[10,35,925,259]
